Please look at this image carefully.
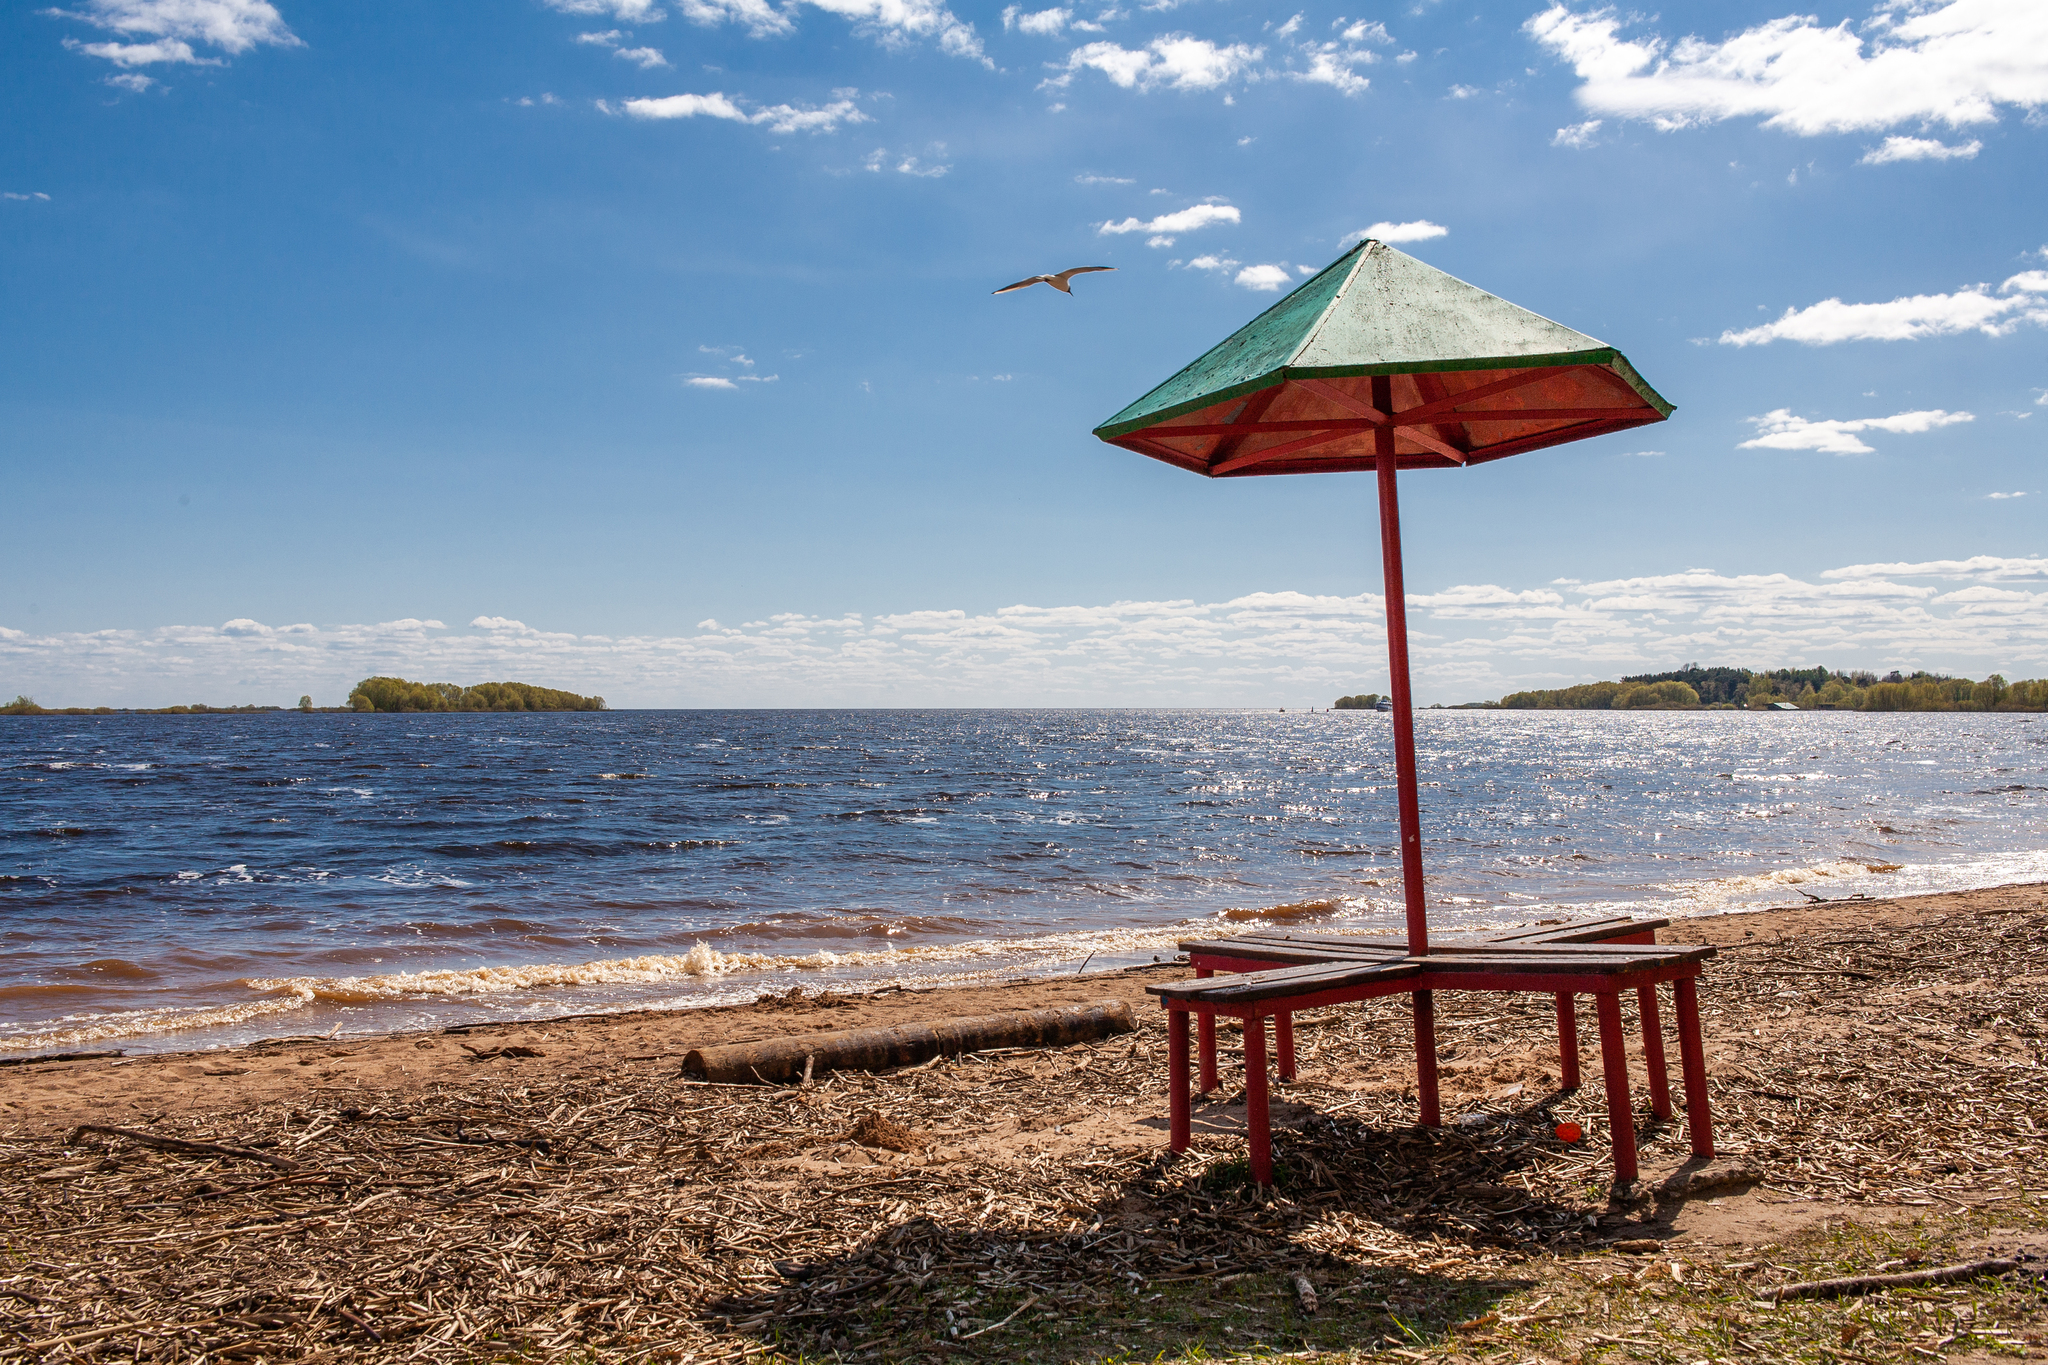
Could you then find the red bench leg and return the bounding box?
[1244,1013,1272,1186]
[1168,1006,1191,1152]
[1674,976,1715,1159]
[1196,969,1218,1093]
[1412,989,1440,1128]
[1594,991,1638,1184]
[1276,1010,1296,1082]
[1554,993,1580,1089]
[1638,984,1672,1120]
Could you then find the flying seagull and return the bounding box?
[993,266,1115,296]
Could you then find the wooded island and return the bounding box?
[345,677,606,712]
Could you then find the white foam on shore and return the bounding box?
[1671,858,1902,907]
[0,995,310,1053]
[1660,850,2048,914]
[0,897,1401,1052]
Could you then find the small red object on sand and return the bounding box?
[1556,1121,1584,1144]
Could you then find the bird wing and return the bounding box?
[1051,266,1116,283]
[992,275,1050,294]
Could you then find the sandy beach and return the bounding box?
[5,883,2045,1362]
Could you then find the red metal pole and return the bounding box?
[1594,991,1638,1184]
[1553,993,1580,1089]
[1196,967,1217,1092]
[1244,1013,1272,1186]
[1412,988,1440,1128]
[1638,985,1672,1119]
[1674,976,1715,1159]
[1373,376,1429,957]
[1168,1006,1191,1151]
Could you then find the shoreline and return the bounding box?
[6,878,2041,1134]
[10,853,2040,1061]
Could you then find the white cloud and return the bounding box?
[1552,118,1602,148]
[15,555,2048,708]
[676,0,794,36]
[1052,36,1263,92]
[1098,201,1239,247]
[1860,134,1982,164]
[1182,254,1241,272]
[1074,173,1135,184]
[617,91,869,133]
[679,0,987,59]
[3,191,54,201]
[545,0,667,19]
[1525,0,2048,137]
[578,29,624,43]
[1004,5,1070,34]
[1336,18,1392,44]
[1986,491,2027,499]
[1340,219,1447,247]
[1235,263,1294,290]
[57,0,300,68]
[1721,271,2048,345]
[1410,584,1566,611]
[1291,47,1370,95]
[686,346,780,387]
[622,90,748,120]
[1447,83,1480,98]
[1739,407,1974,454]
[614,45,670,66]
[860,147,946,173]
[1823,555,2048,581]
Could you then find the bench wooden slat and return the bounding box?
[1411,950,1710,974]
[1210,934,1696,961]
[1148,959,1422,1004]
[1180,937,1405,964]
[1488,916,1670,943]
[1181,915,1674,963]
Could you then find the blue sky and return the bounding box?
[2,0,2044,706]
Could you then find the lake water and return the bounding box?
[4,709,2045,1054]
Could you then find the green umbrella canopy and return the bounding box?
[1094,238,1672,476]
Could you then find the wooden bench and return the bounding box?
[1178,915,1668,1102]
[1149,917,1714,1186]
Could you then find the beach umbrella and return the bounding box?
[1094,238,1672,959]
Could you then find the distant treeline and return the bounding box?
[1493,665,2048,712]
[1333,693,1384,709]
[346,676,607,713]
[4,697,288,716]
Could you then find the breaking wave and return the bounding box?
[0,995,310,1053]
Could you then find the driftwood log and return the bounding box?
[1762,1258,2020,1301]
[683,999,1137,1084]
